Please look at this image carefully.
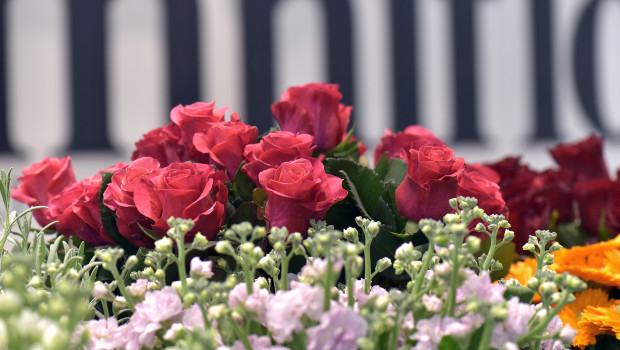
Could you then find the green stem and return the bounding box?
[443,246,460,317]
[109,267,136,310]
[388,311,402,350]
[280,252,291,291]
[243,258,253,296]
[476,318,495,350]
[175,238,188,297]
[230,314,253,350]
[324,256,333,311]
[346,265,355,307]
[481,231,498,272]
[101,300,110,319]
[517,291,570,346]
[364,237,373,294]
[412,241,434,298]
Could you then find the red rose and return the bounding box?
[259,157,348,235]
[242,131,316,186]
[11,156,77,227]
[193,121,259,180]
[549,134,609,185]
[170,101,240,161]
[374,125,445,164]
[50,163,126,246]
[604,179,620,235]
[457,166,506,216]
[103,157,161,247]
[131,123,192,166]
[271,83,352,152]
[395,145,465,222]
[132,162,228,241]
[573,179,614,236]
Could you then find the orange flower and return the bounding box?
[558,288,616,348]
[550,235,620,287]
[577,304,620,348]
[505,257,540,302]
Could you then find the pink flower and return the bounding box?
[228,282,272,324]
[131,123,192,166]
[459,271,506,303]
[77,318,124,350]
[306,304,368,350]
[265,283,324,343]
[190,257,214,279]
[271,83,352,152]
[374,125,445,164]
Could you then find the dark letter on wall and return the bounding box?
[0,0,11,153]
[532,0,557,139]
[573,0,608,134]
[390,0,418,131]
[449,0,480,141]
[242,0,278,132]
[68,0,113,151]
[165,0,201,111]
[322,0,355,118]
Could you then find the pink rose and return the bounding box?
[271,83,352,152]
[374,125,445,164]
[457,166,506,217]
[11,156,77,227]
[131,123,192,167]
[103,157,162,247]
[49,163,126,246]
[242,131,316,186]
[132,162,228,240]
[396,145,465,222]
[170,101,240,162]
[259,158,348,235]
[193,121,259,180]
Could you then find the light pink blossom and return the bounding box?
[306,304,367,350]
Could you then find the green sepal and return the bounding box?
[503,284,536,304]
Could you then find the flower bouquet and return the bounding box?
[0,82,618,349]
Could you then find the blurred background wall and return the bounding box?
[1,0,620,179]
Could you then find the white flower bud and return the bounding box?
[155,237,173,253]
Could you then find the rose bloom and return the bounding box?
[396,145,465,222]
[131,122,192,167]
[103,157,162,247]
[374,125,445,164]
[271,83,352,152]
[192,121,259,180]
[131,162,229,241]
[49,163,126,246]
[549,134,609,185]
[11,156,77,227]
[259,157,348,235]
[242,131,316,186]
[457,165,506,217]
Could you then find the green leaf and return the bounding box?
[477,237,516,281]
[374,153,389,179]
[371,226,408,281]
[98,171,138,255]
[439,336,466,350]
[322,127,360,160]
[323,157,385,220]
[504,285,535,304]
[383,158,407,185]
[323,196,361,231]
[227,202,266,227]
[232,163,255,203]
[384,181,407,233]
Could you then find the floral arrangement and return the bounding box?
[1,82,619,349]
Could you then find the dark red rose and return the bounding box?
[259,157,348,235]
[374,125,445,164]
[11,156,77,227]
[549,134,609,185]
[49,163,126,246]
[103,157,162,247]
[170,101,240,162]
[573,179,614,236]
[193,121,259,180]
[395,145,465,222]
[457,166,506,216]
[604,180,620,235]
[131,122,192,166]
[132,162,229,241]
[242,131,316,186]
[271,83,352,152]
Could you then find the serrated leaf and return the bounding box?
[384,158,407,185]
[384,181,407,232]
[98,171,138,255]
[374,153,389,179]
